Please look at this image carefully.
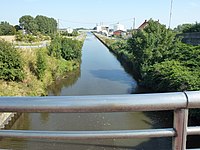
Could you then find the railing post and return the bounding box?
[172,109,188,150]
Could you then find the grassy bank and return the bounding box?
[0,47,80,96]
[0,33,85,96]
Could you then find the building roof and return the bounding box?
[138,20,149,30]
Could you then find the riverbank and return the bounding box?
[0,33,86,96]
[0,47,80,96]
[0,34,85,128]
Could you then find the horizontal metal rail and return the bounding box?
[0,129,175,140]
[0,91,200,150]
[0,92,190,112]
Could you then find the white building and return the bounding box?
[113,23,125,31]
[66,28,73,34]
[95,25,109,36]
[96,25,102,32]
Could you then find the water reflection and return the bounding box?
[90,69,135,85]
[48,68,80,96]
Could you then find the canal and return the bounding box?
[0,33,172,149]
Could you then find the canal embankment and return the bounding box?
[0,33,86,129]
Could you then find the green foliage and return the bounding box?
[48,36,82,61]
[19,15,38,34]
[48,35,62,59]
[19,15,57,35]
[61,30,79,37]
[174,24,193,33]
[0,21,16,35]
[175,22,200,33]
[127,19,180,73]
[61,38,82,60]
[0,40,24,81]
[143,60,200,91]
[101,19,200,92]
[15,31,50,43]
[36,49,47,80]
[183,22,200,33]
[35,15,57,35]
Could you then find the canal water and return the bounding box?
[0,33,172,150]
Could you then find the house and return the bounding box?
[113,30,126,37]
[138,20,149,30]
[95,25,109,36]
[66,28,73,34]
[113,23,125,32]
[59,28,74,34]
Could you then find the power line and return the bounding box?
[58,18,134,27]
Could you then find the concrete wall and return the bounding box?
[0,113,19,129]
[178,32,200,46]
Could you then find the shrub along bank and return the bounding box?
[0,36,84,96]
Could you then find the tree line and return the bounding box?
[174,22,200,33]
[19,15,57,35]
[0,15,57,36]
[0,21,16,35]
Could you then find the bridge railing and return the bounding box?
[0,91,200,150]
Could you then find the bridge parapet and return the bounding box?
[0,91,200,150]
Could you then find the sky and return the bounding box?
[0,0,200,29]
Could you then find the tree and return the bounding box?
[127,19,180,74]
[61,38,82,60]
[35,15,57,35]
[48,35,62,59]
[19,15,38,34]
[14,25,22,32]
[175,22,200,33]
[36,49,47,80]
[0,40,24,81]
[174,24,193,33]
[0,21,16,35]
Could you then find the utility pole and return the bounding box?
[169,0,174,29]
[133,17,136,29]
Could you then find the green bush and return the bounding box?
[0,40,24,81]
[48,36,82,61]
[48,35,62,59]
[36,49,47,80]
[143,60,200,91]
[61,38,82,61]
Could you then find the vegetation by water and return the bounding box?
[0,35,84,96]
[96,19,200,92]
[0,14,85,96]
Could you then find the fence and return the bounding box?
[0,91,200,150]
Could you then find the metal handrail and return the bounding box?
[0,91,200,150]
[0,92,188,112]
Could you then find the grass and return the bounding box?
[0,47,80,96]
[0,35,15,43]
